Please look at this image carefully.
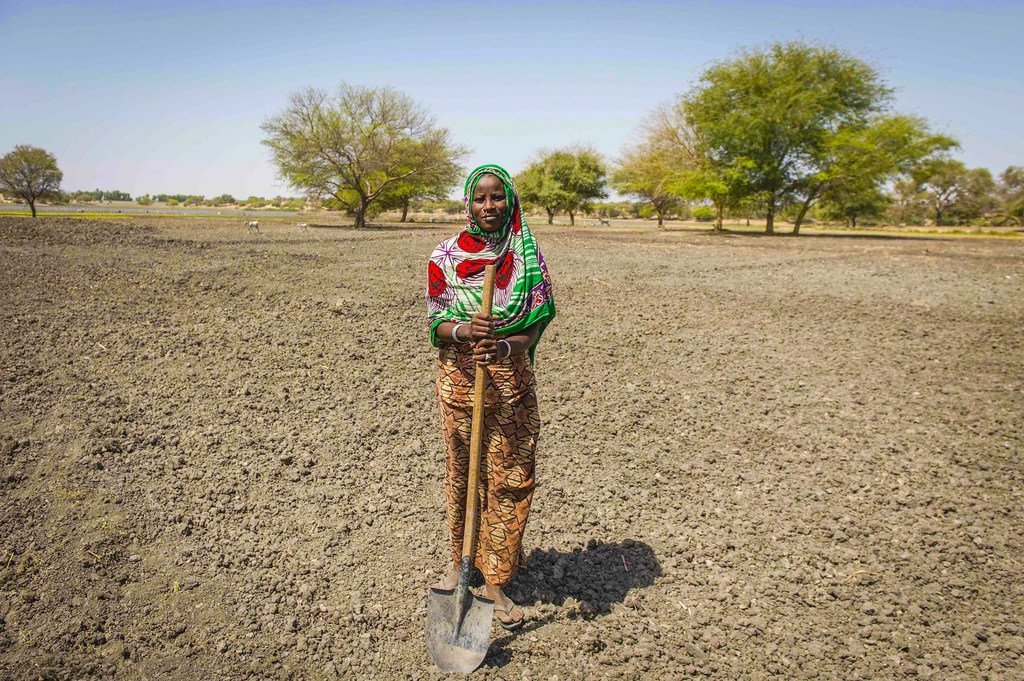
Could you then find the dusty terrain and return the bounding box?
[1,217,1021,679]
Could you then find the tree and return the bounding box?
[261,83,467,229]
[818,185,891,227]
[516,160,567,224]
[373,149,462,222]
[994,166,1024,225]
[644,97,754,231]
[0,145,63,217]
[516,147,607,225]
[788,115,956,233]
[913,159,996,225]
[683,41,894,234]
[611,143,684,228]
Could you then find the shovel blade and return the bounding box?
[426,585,494,673]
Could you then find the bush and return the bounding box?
[692,206,716,222]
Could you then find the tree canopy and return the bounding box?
[261,83,466,228]
[611,142,684,228]
[683,42,896,233]
[516,147,607,225]
[0,144,63,218]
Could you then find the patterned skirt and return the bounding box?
[436,342,540,588]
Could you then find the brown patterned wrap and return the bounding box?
[436,342,540,588]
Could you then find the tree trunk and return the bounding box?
[793,198,814,235]
[355,199,369,229]
[765,198,775,234]
[851,215,857,228]
[546,208,554,225]
[29,199,37,218]
[714,203,724,231]
[934,207,943,226]
[400,198,409,223]
[656,210,664,229]
[568,210,575,226]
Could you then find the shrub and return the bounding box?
[692,206,716,222]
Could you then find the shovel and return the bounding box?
[426,263,497,673]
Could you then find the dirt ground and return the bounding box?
[1,217,1021,680]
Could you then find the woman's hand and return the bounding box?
[469,312,493,342]
[473,337,500,365]
[470,313,498,365]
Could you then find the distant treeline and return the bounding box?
[52,191,308,210]
[63,189,133,202]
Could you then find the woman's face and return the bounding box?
[471,173,507,233]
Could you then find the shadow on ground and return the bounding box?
[483,539,661,668]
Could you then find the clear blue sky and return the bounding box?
[1,0,1021,198]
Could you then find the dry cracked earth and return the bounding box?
[1,217,1022,679]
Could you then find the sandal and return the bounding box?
[432,565,460,591]
[494,600,525,631]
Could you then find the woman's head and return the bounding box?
[471,173,507,233]
[464,164,517,236]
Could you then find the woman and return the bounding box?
[426,164,556,630]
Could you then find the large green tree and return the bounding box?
[683,42,895,234]
[516,147,607,225]
[261,83,466,228]
[0,144,63,218]
[789,115,956,233]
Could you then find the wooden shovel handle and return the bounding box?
[461,264,496,562]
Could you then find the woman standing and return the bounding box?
[426,164,556,630]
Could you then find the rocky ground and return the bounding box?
[0,217,1021,679]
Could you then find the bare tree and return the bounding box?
[0,145,63,218]
[261,84,467,229]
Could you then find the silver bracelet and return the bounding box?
[498,339,512,359]
[451,323,467,343]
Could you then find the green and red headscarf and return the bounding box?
[427,164,555,362]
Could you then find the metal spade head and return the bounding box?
[426,574,494,673]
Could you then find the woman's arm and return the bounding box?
[435,320,473,344]
[469,314,539,365]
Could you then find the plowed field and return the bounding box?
[1,217,1021,679]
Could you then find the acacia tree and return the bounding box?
[611,143,684,228]
[643,100,751,231]
[261,84,467,228]
[683,42,894,234]
[374,153,462,222]
[818,185,891,227]
[516,147,607,225]
[0,145,63,218]
[515,161,567,224]
[994,166,1024,225]
[788,115,956,233]
[912,159,996,225]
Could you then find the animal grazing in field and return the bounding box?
[597,217,610,226]
[297,222,309,231]
[245,220,259,232]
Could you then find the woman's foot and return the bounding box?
[483,584,525,631]
[432,563,460,591]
